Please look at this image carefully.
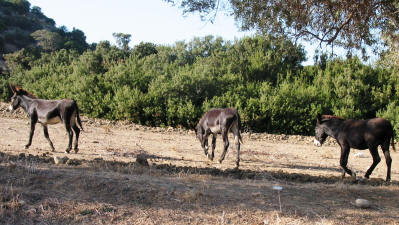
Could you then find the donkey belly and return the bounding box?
[348,140,369,150]
[209,125,221,134]
[39,116,62,125]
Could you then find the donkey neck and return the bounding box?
[18,95,35,113]
[324,119,345,139]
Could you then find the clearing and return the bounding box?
[0,105,398,224]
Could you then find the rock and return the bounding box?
[54,156,68,165]
[18,200,26,206]
[355,198,371,208]
[354,152,368,158]
[136,153,149,166]
[66,158,81,165]
[18,153,26,159]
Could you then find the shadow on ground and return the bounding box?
[1,151,396,186]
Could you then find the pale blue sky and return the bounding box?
[28,0,319,64]
[28,0,253,45]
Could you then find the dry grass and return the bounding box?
[0,152,398,225]
[0,112,399,224]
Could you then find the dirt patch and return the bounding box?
[0,102,398,224]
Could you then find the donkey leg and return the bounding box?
[231,125,241,168]
[365,147,381,180]
[208,134,216,161]
[202,133,209,156]
[234,134,241,168]
[339,146,355,179]
[42,125,55,151]
[25,121,36,149]
[219,129,229,164]
[383,150,392,182]
[64,124,73,153]
[72,124,80,153]
[380,139,392,182]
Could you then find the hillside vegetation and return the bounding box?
[0,0,88,57]
[1,0,399,137]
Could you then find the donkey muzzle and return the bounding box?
[313,139,322,147]
[7,105,14,113]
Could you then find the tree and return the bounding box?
[112,32,131,51]
[133,42,158,58]
[377,34,399,69]
[62,28,89,53]
[8,0,30,14]
[31,29,63,52]
[164,0,399,57]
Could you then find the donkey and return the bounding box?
[196,108,243,168]
[314,114,395,182]
[7,86,83,153]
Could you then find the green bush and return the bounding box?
[2,35,397,137]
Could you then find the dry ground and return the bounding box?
[0,106,399,224]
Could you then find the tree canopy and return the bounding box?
[112,33,132,51]
[164,0,399,57]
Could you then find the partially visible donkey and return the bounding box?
[314,114,395,182]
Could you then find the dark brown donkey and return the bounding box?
[314,114,395,182]
[196,108,243,168]
[7,86,83,153]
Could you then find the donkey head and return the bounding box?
[8,85,22,112]
[314,114,328,147]
[7,85,36,112]
[195,124,203,143]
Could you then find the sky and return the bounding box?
[28,0,319,65]
[28,0,253,45]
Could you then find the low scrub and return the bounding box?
[1,36,398,136]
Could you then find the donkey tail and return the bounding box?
[391,131,396,152]
[237,111,243,144]
[73,100,84,131]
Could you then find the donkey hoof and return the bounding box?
[351,172,357,180]
[74,148,79,154]
[24,145,30,149]
[207,153,213,161]
[218,159,223,164]
[65,149,71,154]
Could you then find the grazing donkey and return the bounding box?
[196,108,243,168]
[7,85,83,153]
[314,114,395,182]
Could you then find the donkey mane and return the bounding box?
[196,111,209,129]
[14,86,37,99]
[321,115,344,121]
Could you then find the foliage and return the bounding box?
[2,35,399,137]
[31,29,63,52]
[133,42,158,59]
[0,0,88,55]
[164,0,399,58]
[112,33,131,51]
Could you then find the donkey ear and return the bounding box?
[9,84,16,93]
[15,85,22,92]
[316,113,322,124]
